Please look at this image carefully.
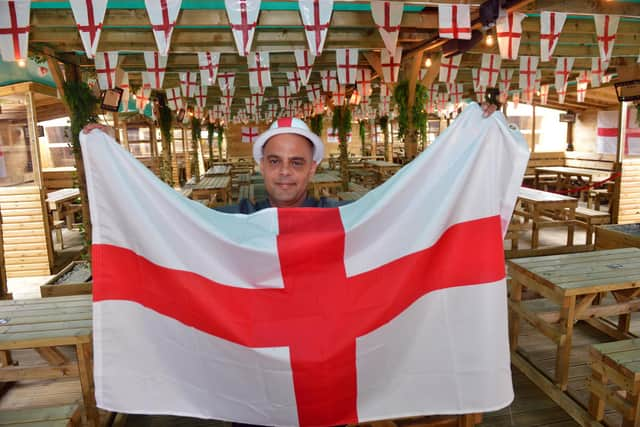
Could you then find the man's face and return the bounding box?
[260,133,318,208]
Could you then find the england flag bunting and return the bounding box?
[594,15,619,63]
[471,68,485,103]
[218,72,235,92]
[119,72,130,111]
[241,126,259,143]
[278,86,291,109]
[306,83,321,103]
[144,0,182,56]
[195,86,208,108]
[320,70,338,93]
[94,51,119,90]
[498,69,513,103]
[448,83,464,105]
[428,84,439,105]
[198,52,220,86]
[554,57,574,98]
[220,88,234,111]
[436,92,449,112]
[69,0,107,58]
[248,52,272,89]
[144,51,168,89]
[439,54,462,83]
[136,87,151,113]
[521,87,534,105]
[333,84,346,105]
[0,0,31,62]
[479,53,501,88]
[496,11,526,60]
[298,0,333,56]
[180,71,198,98]
[518,56,539,91]
[379,96,390,115]
[166,87,183,111]
[555,84,567,104]
[597,109,640,155]
[381,47,402,84]
[82,102,524,427]
[420,68,428,81]
[287,71,302,93]
[244,97,256,115]
[438,4,471,40]
[539,84,550,105]
[576,70,589,103]
[356,68,373,98]
[251,87,264,108]
[294,49,315,86]
[371,1,404,53]
[224,0,260,56]
[336,48,359,85]
[380,84,392,98]
[590,57,609,88]
[539,11,566,62]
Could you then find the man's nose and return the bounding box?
[279,162,293,175]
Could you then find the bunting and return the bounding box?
[197,52,220,86]
[94,51,118,90]
[136,87,151,113]
[194,85,208,108]
[69,0,107,58]
[512,90,520,108]
[287,71,302,93]
[438,4,471,40]
[371,1,403,53]
[306,83,322,103]
[298,0,333,56]
[518,56,539,91]
[590,57,609,88]
[496,11,526,60]
[241,126,259,143]
[166,87,183,111]
[576,70,589,103]
[320,70,338,93]
[224,0,260,56]
[247,51,272,89]
[439,54,462,83]
[336,48,359,85]
[381,47,402,84]
[471,68,485,103]
[448,83,464,105]
[498,69,514,101]
[218,72,235,92]
[554,57,574,93]
[0,0,30,61]
[143,51,167,89]
[540,11,566,62]
[479,53,501,88]
[294,49,315,86]
[145,0,182,56]
[539,84,550,105]
[278,86,291,109]
[594,15,619,63]
[356,68,373,98]
[333,84,346,105]
[180,71,198,98]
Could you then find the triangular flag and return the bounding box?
[371,1,404,53]
[439,55,461,83]
[333,84,346,105]
[381,47,402,83]
[539,84,550,105]
[518,56,539,90]
[224,0,261,56]
[590,57,609,88]
[179,71,198,98]
[448,83,464,105]
[479,53,501,88]
[166,87,183,111]
[540,11,566,62]
[145,0,182,56]
[195,85,208,108]
[512,90,520,108]
[556,84,567,104]
[554,57,574,91]
[438,4,471,40]
[594,15,620,62]
[320,70,337,93]
[496,11,526,60]
[576,70,589,103]
[294,50,315,85]
[69,0,107,58]
[356,68,373,98]
[298,0,333,56]
[278,86,291,109]
[94,51,119,90]
[143,51,167,89]
[247,51,272,89]
[336,48,359,85]
[287,71,302,93]
[198,52,220,86]
[0,0,30,61]
[136,87,151,113]
[218,72,235,92]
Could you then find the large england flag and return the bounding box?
[81,103,528,427]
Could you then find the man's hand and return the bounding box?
[82,123,115,137]
[481,102,498,118]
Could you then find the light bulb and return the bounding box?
[485,34,495,47]
[17,58,26,68]
[424,56,432,68]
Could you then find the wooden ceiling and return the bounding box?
[30,0,640,113]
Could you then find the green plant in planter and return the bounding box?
[156,94,173,186]
[332,105,352,191]
[392,80,428,144]
[191,116,201,181]
[359,119,367,156]
[377,115,389,161]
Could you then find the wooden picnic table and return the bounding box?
[0,295,98,426]
[204,165,232,176]
[534,166,609,197]
[508,248,640,394]
[46,188,81,229]
[364,160,401,181]
[516,187,578,249]
[191,176,231,206]
[309,173,343,198]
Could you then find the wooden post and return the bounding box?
[405,51,424,160]
[183,126,191,180]
[112,112,121,143]
[24,91,43,188]
[611,101,629,224]
[566,110,574,152]
[121,122,130,151]
[0,210,9,300]
[531,103,537,152]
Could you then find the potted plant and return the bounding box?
[40,260,92,297]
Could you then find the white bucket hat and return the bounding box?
[253,117,324,164]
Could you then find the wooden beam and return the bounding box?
[523,0,640,17]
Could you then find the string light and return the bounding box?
[17,58,26,68]
[485,33,495,47]
[424,56,432,68]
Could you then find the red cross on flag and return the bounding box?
[380,84,392,98]
[165,87,183,111]
[555,85,567,104]
[69,0,107,58]
[241,126,259,143]
[597,109,640,155]
[438,54,461,83]
[197,51,220,86]
[248,51,272,89]
[320,70,337,93]
[356,68,373,98]
[144,0,181,56]
[94,51,118,90]
[195,85,208,108]
[471,68,485,103]
[0,0,31,62]
[244,97,256,115]
[286,71,302,93]
[479,53,501,88]
[540,11,566,62]
[371,1,404,53]
[498,69,514,103]
[81,103,524,427]
[224,0,260,56]
[135,87,151,113]
[251,86,264,107]
[217,72,235,92]
[143,51,167,89]
[180,71,198,98]
[539,84,550,105]
[496,11,526,60]
[448,83,464,105]
[336,48,359,85]
[294,49,315,86]
[518,56,539,91]
[221,88,234,110]
[333,84,346,105]
[594,14,619,63]
[278,86,291,109]
[381,47,402,84]
[554,57,574,93]
[378,96,390,115]
[590,57,609,88]
[437,4,471,40]
[306,83,321,103]
[576,70,589,103]
[428,83,439,103]
[298,0,333,56]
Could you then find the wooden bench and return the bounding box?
[565,151,618,201]
[52,219,65,249]
[0,403,82,426]
[589,339,640,427]
[523,151,565,187]
[574,206,611,245]
[42,168,77,193]
[238,184,255,203]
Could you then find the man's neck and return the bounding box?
[268,192,309,208]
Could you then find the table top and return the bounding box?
[192,176,231,190]
[535,166,610,177]
[46,188,80,204]
[311,173,342,184]
[0,295,92,350]
[518,187,577,203]
[508,248,640,296]
[365,160,400,168]
[205,165,232,175]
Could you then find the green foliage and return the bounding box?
[359,119,366,156]
[157,99,173,186]
[310,114,324,136]
[332,105,352,191]
[207,121,215,163]
[377,115,390,160]
[191,116,201,180]
[392,81,428,141]
[216,123,224,159]
[62,80,99,154]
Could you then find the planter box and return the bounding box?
[40,261,92,297]
[595,223,640,250]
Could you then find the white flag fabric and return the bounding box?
[94,51,119,90]
[554,57,574,93]
[496,11,526,60]
[194,85,208,108]
[218,72,235,91]
[136,87,151,113]
[448,83,464,105]
[356,68,373,98]
[320,70,337,93]
[594,14,620,63]
[145,0,182,56]
[298,0,333,56]
[597,110,640,155]
[241,126,259,143]
[336,48,359,85]
[439,55,461,83]
[539,84,550,105]
[287,71,302,93]
[0,0,30,62]
[225,0,260,56]
[278,86,291,109]
[248,51,272,89]
[180,71,198,98]
[198,52,220,86]
[381,47,402,84]
[371,1,404,53]
[83,103,524,427]
[576,71,589,103]
[166,87,183,111]
[479,53,501,88]
[518,56,539,91]
[591,57,609,88]
[438,4,471,40]
[143,51,167,89]
[498,69,514,101]
[69,0,107,58]
[294,49,315,86]
[539,11,566,62]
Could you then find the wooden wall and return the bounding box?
[0,186,52,278]
[616,158,640,224]
[573,109,600,153]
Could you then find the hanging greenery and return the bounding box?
[332,105,352,191]
[156,96,173,186]
[358,119,367,156]
[392,80,428,142]
[310,114,324,136]
[207,121,215,164]
[635,101,640,126]
[191,116,201,181]
[377,115,389,161]
[216,122,225,160]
